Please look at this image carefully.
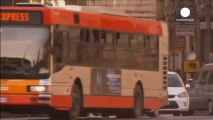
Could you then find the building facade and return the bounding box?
[164,0,213,79]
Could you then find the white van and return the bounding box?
[186,63,213,115]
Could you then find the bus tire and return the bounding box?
[49,84,82,120]
[116,84,143,118]
[69,84,82,119]
[182,109,194,116]
[173,112,181,116]
[208,100,213,115]
[49,110,70,120]
[132,84,143,118]
[147,109,159,117]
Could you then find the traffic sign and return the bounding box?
[184,60,200,73]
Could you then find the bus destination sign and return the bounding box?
[0,10,43,25]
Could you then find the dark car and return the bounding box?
[186,63,213,115]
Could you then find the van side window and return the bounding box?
[199,71,208,85]
[207,70,213,84]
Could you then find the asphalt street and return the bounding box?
[1,112,213,120]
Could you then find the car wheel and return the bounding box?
[208,101,213,115]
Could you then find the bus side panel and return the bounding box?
[84,96,133,108]
[51,66,136,109]
[144,97,168,109]
[51,95,72,110]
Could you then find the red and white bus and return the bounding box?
[0,4,168,119]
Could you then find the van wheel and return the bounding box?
[208,101,213,115]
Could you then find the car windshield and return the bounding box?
[168,74,183,87]
[0,26,50,79]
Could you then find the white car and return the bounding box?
[160,71,189,116]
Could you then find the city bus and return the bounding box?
[0,4,168,119]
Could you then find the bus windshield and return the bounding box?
[0,26,50,79]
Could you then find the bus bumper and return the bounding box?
[0,94,52,114]
[0,94,51,105]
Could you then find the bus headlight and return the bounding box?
[177,92,187,98]
[29,86,47,92]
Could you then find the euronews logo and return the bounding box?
[181,7,190,17]
[176,7,195,22]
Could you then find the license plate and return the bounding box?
[0,97,8,103]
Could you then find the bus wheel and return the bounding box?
[49,110,70,120]
[182,109,194,116]
[133,84,143,118]
[117,84,143,118]
[69,84,82,119]
[208,101,213,115]
[173,112,181,116]
[147,109,159,117]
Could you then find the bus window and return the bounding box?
[102,31,115,67]
[53,31,63,63]
[114,32,120,45]
[86,29,101,66]
[57,27,102,67]
[131,34,145,69]
[117,33,130,48]
[101,31,106,44]
[144,35,159,70]
[69,27,83,63]
[105,31,114,46]
[115,33,130,68]
[93,30,100,43]
[131,34,145,48]
[130,34,159,70]
[80,29,90,43]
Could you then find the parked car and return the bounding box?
[186,63,213,115]
[160,71,189,116]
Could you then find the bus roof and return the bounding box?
[1,6,163,36]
